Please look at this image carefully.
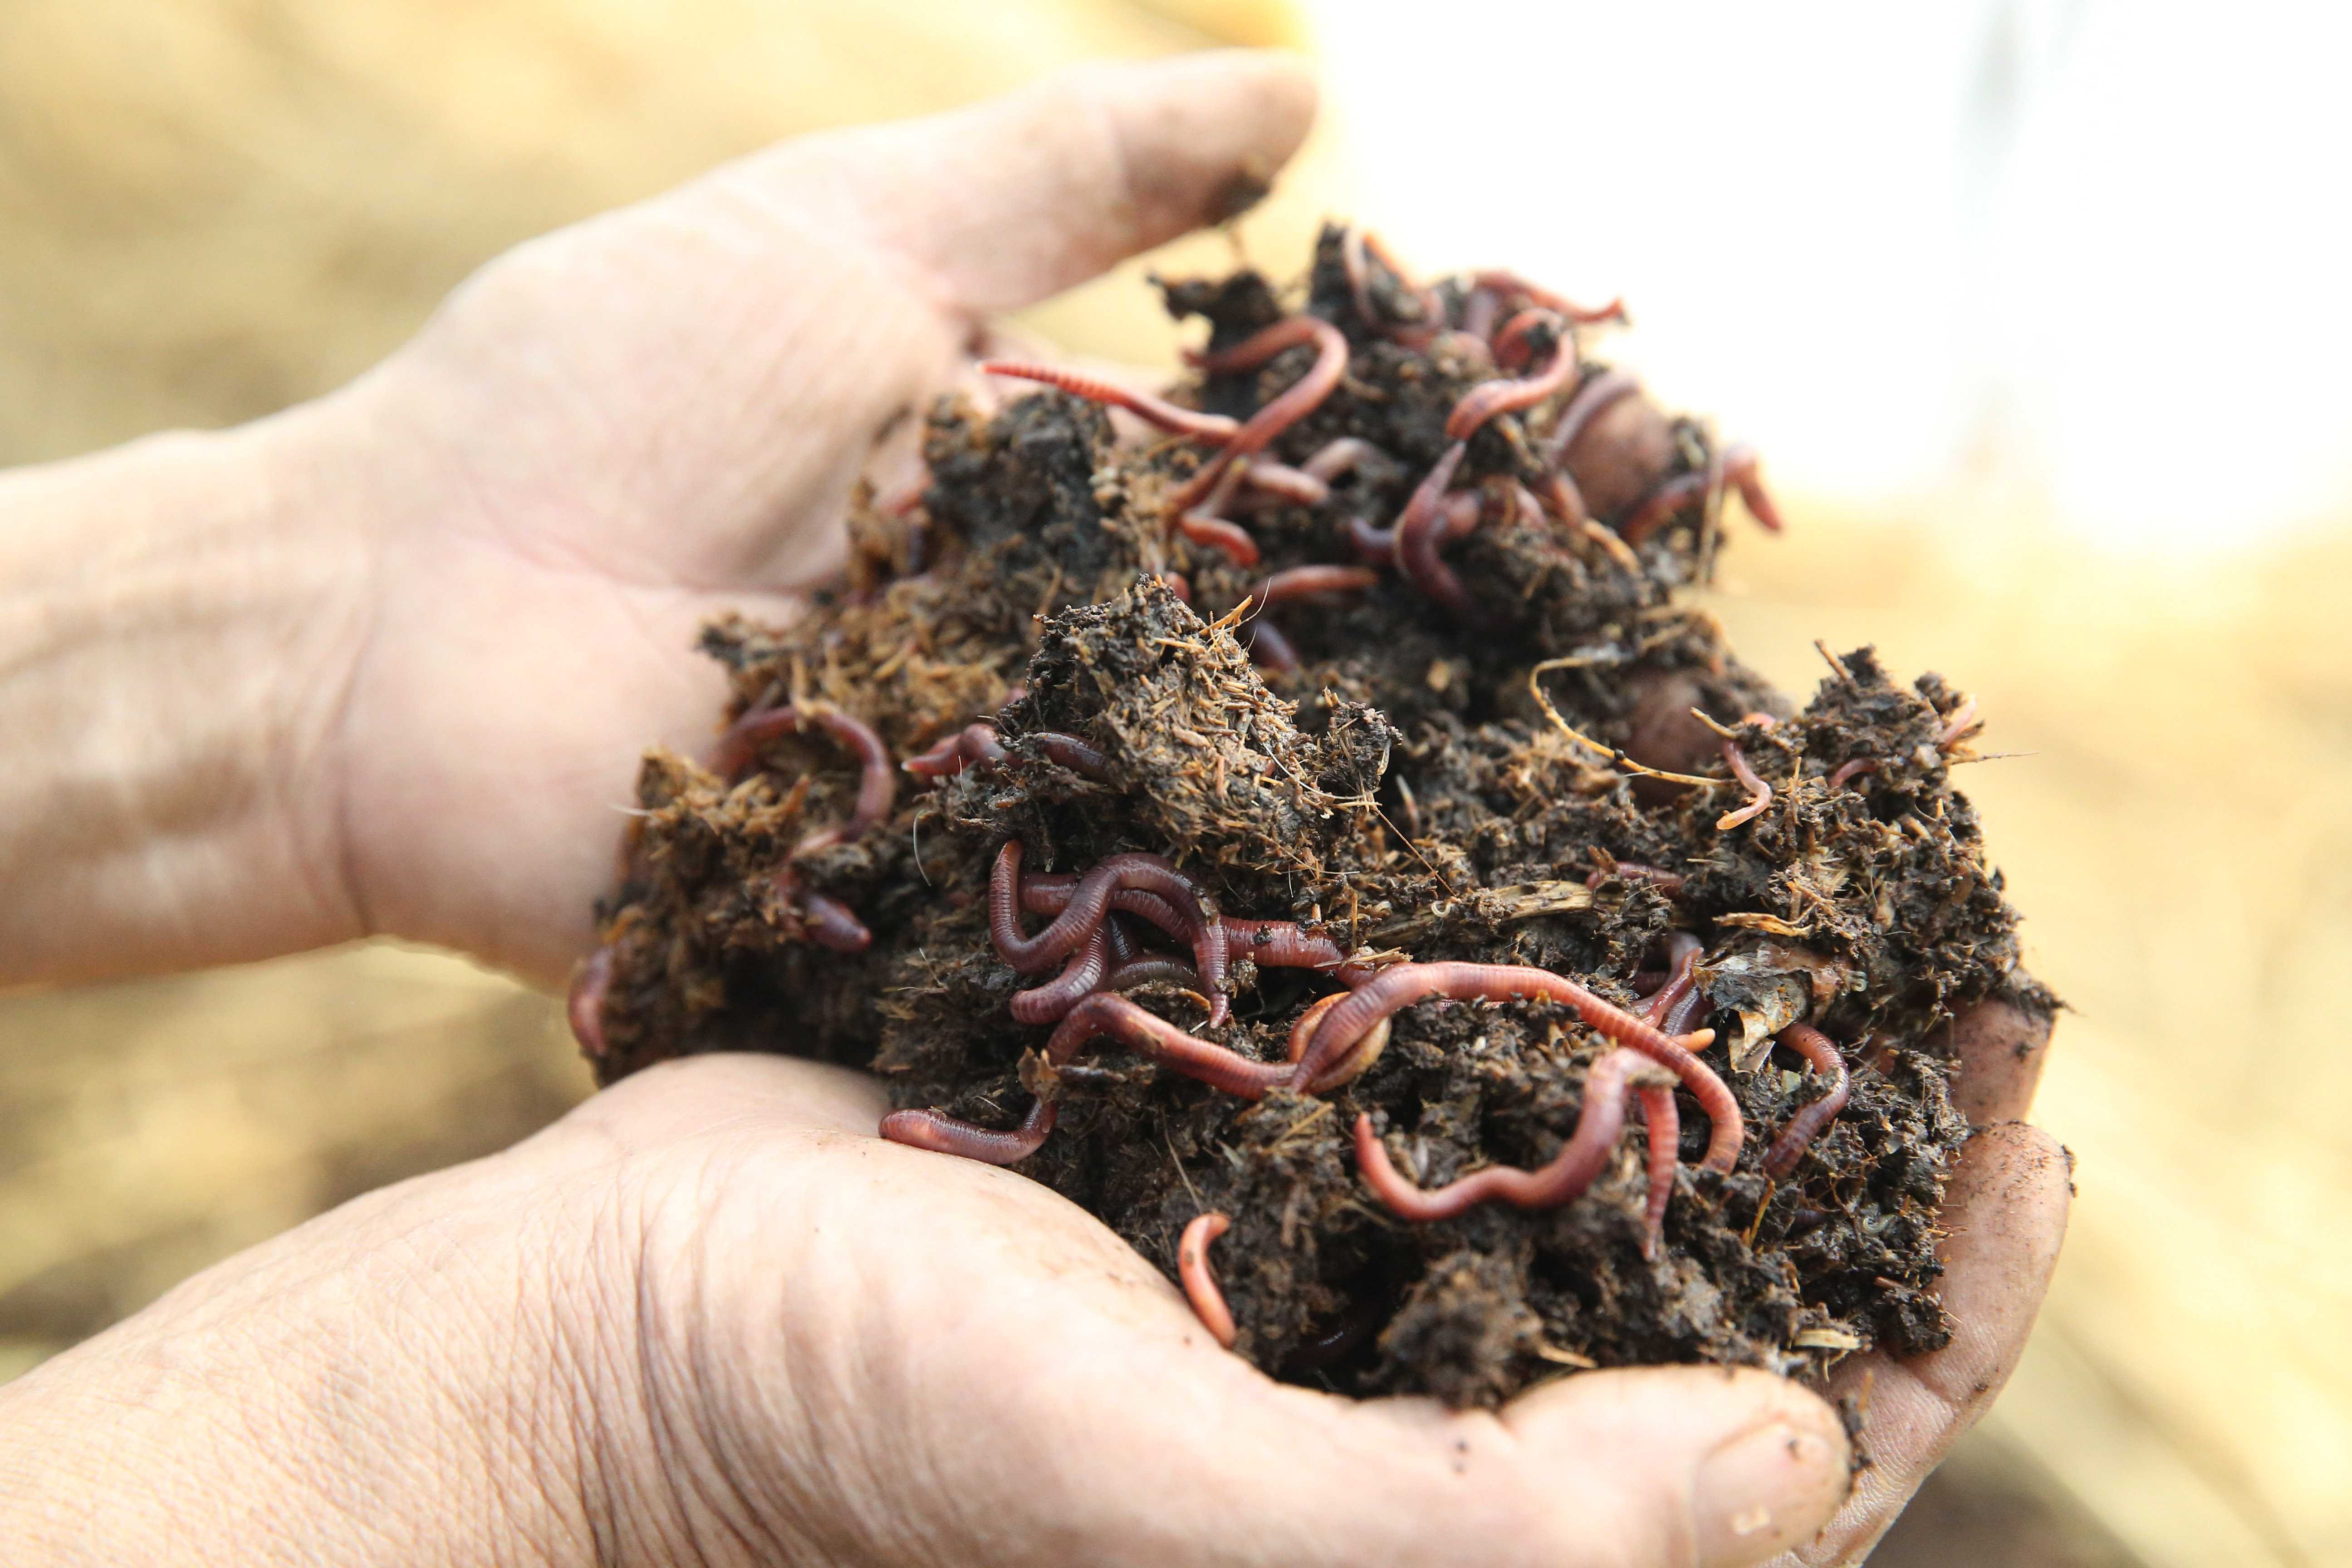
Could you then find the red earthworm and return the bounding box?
[1620,443,1784,544]
[1282,991,1391,1092]
[1240,461,1330,506]
[1178,1213,1238,1349]
[799,891,873,954]
[1635,1083,1680,1259]
[1176,461,1261,568]
[1102,910,1142,967]
[976,361,1237,441]
[1169,317,1351,515]
[1657,980,1709,1042]
[1159,570,1192,605]
[1540,369,1642,471]
[1045,992,1288,1098]
[1465,270,1627,327]
[1009,925,1112,1024]
[1936,696,1981,750]
[1638,934,1704,1025]
[1347,514,1395,562]
[1105,956,1205,994]
[566,944,614,1059]
[880,1096,1058,1166]
[1245,618,1300,674]
[712,705,897,846]
[1393,443,1475,615]
[1716,739,1773,831]
[1446,311,1578,441]
[1351,487,1475,560]
[1460,288,1500,342]
[1286,1295,1384,1372]
[1030,731,1112,780]
[1588,860,1689,897]
[1300,962,1741,1169]
[903,721,1006,779]
[1351,1049,1677,1224]
[992,845,1229,1022]
[1542,471,1589,527]
[1251,564,1382,606]
[1763,1023,1852,1179]
[1826,757,1878,790]
[1020,875,1194,951]
[1303,436,1377,483]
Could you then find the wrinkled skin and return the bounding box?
[0,51,2067,1568]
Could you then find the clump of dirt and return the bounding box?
[577,225,2045,1406]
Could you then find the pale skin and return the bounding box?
[0,51,2068,1566]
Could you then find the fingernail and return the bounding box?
[1693,1419,1849,1566]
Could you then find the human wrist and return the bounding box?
[0,405,375,980]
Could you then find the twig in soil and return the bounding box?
[1178,1213,1238,1348]
[1527,662,1726,789]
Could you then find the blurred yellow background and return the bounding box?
[3,3,2344,1564]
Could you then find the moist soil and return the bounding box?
[579,225,2047,1406]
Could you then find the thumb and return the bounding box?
[730,49,1319,314]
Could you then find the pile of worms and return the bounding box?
[569,223,2025,1396]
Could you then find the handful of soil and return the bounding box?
[568,225,2044,1407]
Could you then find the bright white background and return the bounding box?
[1306,0,2352,554]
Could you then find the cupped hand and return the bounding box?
[285,52,1314,984]
[3,995,2062,1567]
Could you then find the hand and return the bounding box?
[271,51,1316,984]
[0,1002,2062,1567]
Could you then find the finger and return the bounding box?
[743,50,1319,315]
[1939,992,2056,1126]
[1771,1122,2071,1565]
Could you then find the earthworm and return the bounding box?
[992,845,1229,1022]
[1221,917,1362,976]
[1158,571,1193,605]
[1105,956,1206,994]
[1826,757,1878,790]
[1009,925,1112,1024]
[1240,461,1331,506]
[1716,738,1774,831]
[904,722,1006,779]
[1282,992,1390,1093]
[1102,910,1141,967]
[1245,619,1300,674]
[1540,369,1642,471]
[1168,316,1351,514]
[1302,437,1377,483]
[1635,1083,1680,1259]
[880,1095,1058,1166]
[566,944,614,1059]
[1465,270,1627,327]
[1763,1023,1852,1178]
[1020,875,1195,953]
[1178,1213,1238,1348]
[1250,564,1381,607]
[1936,696,1981,750]
[799,891,874,954]
[1176,462,1261,568]
[1657,980,1709,1042]
[1542,471,1589,527]
[1045,992,1289,1099]
[1446,310,1578,441]
[711,704,897,846]
[1298,962,1742,1169]
[1351,1049,1677,1225]
[1638,934,1703,1026]
[1620,443,1784,544]
[976,362,1238,441]
[1287,1295,1384,1372]
[1587,859,1689,897]
[1393,443,1475,615]
[1030,731,1112,780]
